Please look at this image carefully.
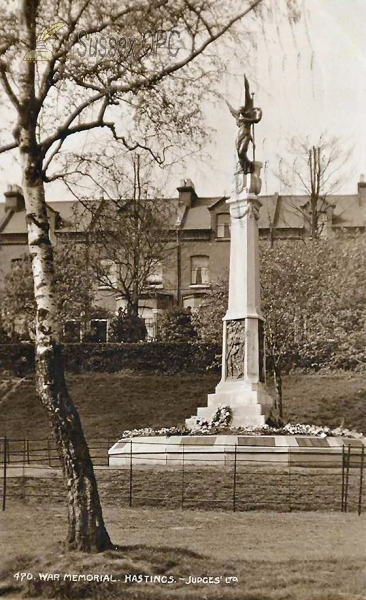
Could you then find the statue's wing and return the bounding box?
[37,22,65,42]
[244,74,253,110]
[226,100,239,120]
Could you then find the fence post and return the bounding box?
[22,439,26,470]
[2,437,7,512]
[288,446,292,512]
[358,445,364,516]
[181,444,185,510]
[129,440,133,508]
[341,445,345,512]
[47,439,52,467]
[233,444,237,513]
[344,444,351,513]
[21,441,26,501]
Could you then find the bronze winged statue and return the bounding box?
[227,75,262,175]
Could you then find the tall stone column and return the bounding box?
[186,163,273,428]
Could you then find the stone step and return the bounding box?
[207,392,272,408]
[197,404,262,419]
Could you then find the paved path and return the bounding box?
[3,464,63,478]
[0,377,27,407]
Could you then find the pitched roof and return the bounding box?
[259,193,366,230]
[181,198,215,230]
[1,189,366,236]
[331,195,366,228]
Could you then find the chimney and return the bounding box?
[4,184,25,212]
[177,178,197,207]
[358,174,366,200]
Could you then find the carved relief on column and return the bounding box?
[243,201,260,220]
[258,319,265,383]
[225,319,245,380]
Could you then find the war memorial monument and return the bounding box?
[109,77,365,467]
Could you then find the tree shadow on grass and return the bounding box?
[0,546,362,600]
[0,545,211,599]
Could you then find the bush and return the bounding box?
[0,342,221,375]
[0,327,12,344]
[108,310,147,343]
[158,307,197,342]
[0,342,35,376]
[62,342,220,373]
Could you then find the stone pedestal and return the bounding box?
[186,162,273,428]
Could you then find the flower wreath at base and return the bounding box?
[120,406,363,440]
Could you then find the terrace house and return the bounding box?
[1,176,366,339]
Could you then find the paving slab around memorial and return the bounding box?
[108,435,366,468]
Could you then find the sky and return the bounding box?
[0,0,366,200]
[184,0,366,199]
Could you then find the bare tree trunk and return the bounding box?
[273,364,283,419]
[129,299,139,317]
[18,0,112,550]
[309,146,320,240]
[36,344,112,551]
[21,162,112,551]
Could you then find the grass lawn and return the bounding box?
[0,371,365,599]
[0,504,365,599]
[4,462,355,513]
[0,370,366,441]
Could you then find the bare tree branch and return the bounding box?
[276,134,352,240]
[0,140,18,153]
[0,62,20,110]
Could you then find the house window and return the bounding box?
[146,261,163,287]
[10,258,22,268]
[144,317,156,339]
[191,255,210,286]
[90,319,108,342]
[63,320,82,343]
[217,213,230,239]
[97,259,116,289]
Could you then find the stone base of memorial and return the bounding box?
[108,434,365,467]
[186,316,273,429]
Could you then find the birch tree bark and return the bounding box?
[18,0,112,552]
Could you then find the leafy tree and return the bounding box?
[0,317,12,343]
[191,274,228,343]
[1,241,96,340]
[109,308,147,343]
[158,307,197,342]
[0,0,293,551]
[277,134,352,240]
[260,241,323,415]
[86,153,175,316]
[194,238,366,418]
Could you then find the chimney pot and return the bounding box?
[177,178,197,207]
[358,175,366,199]
[4,184,25,212]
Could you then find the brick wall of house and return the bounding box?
[0,242,28,287]
[1,178,366,336]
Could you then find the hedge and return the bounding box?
[0,342,222,376]
[0,340,356,378]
